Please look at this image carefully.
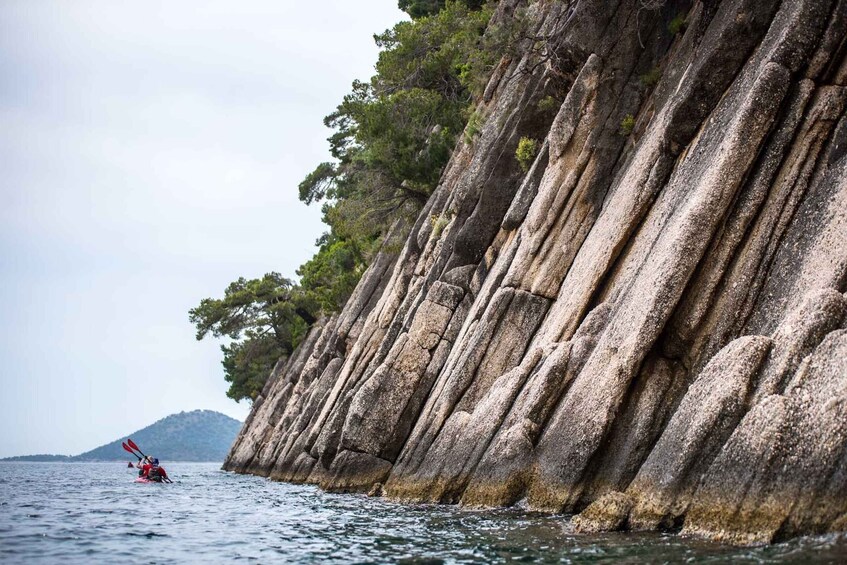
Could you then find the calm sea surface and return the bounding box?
[1,462,846,564]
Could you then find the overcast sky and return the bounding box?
[0,0,405,458]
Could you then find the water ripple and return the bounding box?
[1,462,845,563]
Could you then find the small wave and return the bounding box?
[1,462,845,564]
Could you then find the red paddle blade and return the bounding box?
[122,442,134,454]
[127,438,140,451]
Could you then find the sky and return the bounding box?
[0,0,405,458]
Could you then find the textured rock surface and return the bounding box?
[225,0,847,545]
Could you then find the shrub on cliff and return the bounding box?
[399,0,485,19]
[194,1,505,402]
[516,136,539,172]
[300,1,494,211]
[296,234,368,313]
[298,0,498,304]
[189,273,317,402]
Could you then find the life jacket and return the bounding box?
[148,465,163,482]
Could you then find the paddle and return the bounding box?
[122,441,141,461]
[126,438,147,458]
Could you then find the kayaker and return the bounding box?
[146,458,169,483]
[136,455,152,477]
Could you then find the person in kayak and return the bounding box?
[135,455,152,477]
[146,458,169,483]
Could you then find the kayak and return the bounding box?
[134,477,165,484]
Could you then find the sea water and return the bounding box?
[1,462,845,564]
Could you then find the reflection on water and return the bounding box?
[1,462,845,563]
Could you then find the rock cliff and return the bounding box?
[225,0,847,545]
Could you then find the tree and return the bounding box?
[399,0,485,19]
[193,1,510,403]
[189,273,317,402]
[297,234,369,313]
[297,2,496,311]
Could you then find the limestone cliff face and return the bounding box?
[225,0,847,545]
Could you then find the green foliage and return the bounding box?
[668,13,688,36]
[620,114,636,136]
[350,87,461,191]
[640,65,662,88]
[220,337,282,403]
[297,0,500,313]
[399,0,441,18]
[189,273,317,402]
[194,1,511,403]
[297,235,368,312]
[399,0,485,19]
[298,162,335,205]
[537,95,559,113]
[464,109,484,144]
[305,1,494,219]
[515,136,539,172]
[376,4,492,100]
[430,212,451,238]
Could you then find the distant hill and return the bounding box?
[2,454,71,462]
[2,410,242,462]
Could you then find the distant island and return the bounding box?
[2,410,242,462]
[4,454,72,462]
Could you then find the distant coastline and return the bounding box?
[4,409,242,462]
[1,454,72,462]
